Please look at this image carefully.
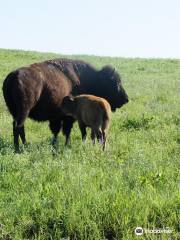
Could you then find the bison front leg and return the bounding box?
[49,120,62,146]
[62,116,75,146]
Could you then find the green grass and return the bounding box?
[0,48,180,239]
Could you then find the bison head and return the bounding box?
[97,66,128,111]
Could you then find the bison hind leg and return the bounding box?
[13,109,29,152]
[13,121,20,152]
[13,121,27,152]
[19,125,27,145]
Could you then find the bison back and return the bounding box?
[3,63,73,121]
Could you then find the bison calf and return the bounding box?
[61,94,111,150]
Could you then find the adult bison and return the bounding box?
[3,58,128,151]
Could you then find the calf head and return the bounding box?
[61,96,76,117]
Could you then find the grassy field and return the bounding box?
[0,48,179,240]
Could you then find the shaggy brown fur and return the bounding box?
[61,94,111,150]
[3,58,128,151]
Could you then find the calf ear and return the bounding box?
[63,95,74,103]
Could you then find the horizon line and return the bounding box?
[0,47,180,61]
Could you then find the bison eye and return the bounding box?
[112,80,118,87]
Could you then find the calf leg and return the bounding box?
[102,119,109,151]
[49,120,62,145]
[95,129,103,144]
[91,130,96,144]
[78,121,87,142]
[62,116,75,145]
[102,130,107,151]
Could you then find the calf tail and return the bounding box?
[2,70,18,119]
[101,111,110,151]
[102,110,110,132]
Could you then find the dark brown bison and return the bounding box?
[2,58,128,151]
[61,94,111,150]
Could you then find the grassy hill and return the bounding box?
[0,49,179,239]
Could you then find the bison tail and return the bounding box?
[2,70,18,118]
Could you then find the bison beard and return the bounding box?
[3,58,128,151]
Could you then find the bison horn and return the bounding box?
[101,65,115,77]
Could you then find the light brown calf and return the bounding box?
[61,94,111,150]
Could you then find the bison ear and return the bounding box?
[99,65,115,79]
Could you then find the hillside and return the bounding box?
[0,49,179,239]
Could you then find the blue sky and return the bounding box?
[0,0,180,58]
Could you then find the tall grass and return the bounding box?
[0,49,179,239]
